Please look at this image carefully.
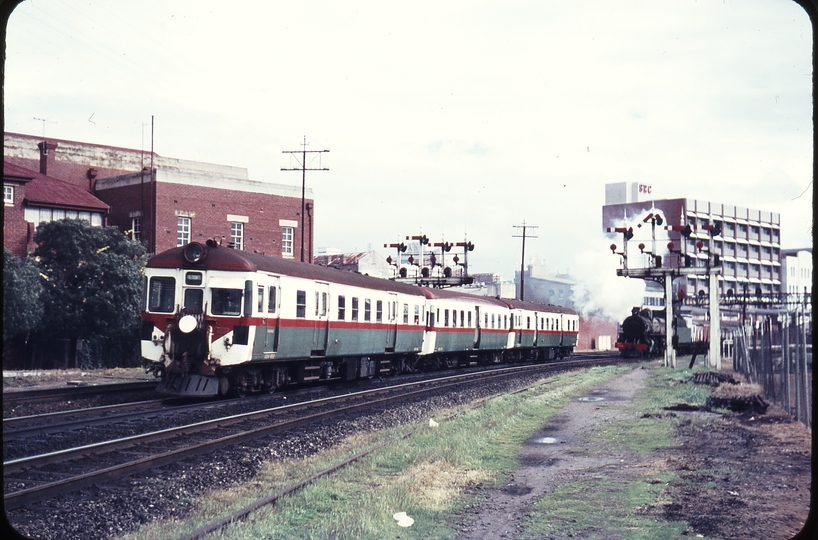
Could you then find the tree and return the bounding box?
[33,219,148,367]
[3,249,44,342]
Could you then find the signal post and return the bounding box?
[609,214,723,369]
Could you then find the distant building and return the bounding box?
[313,251,392,279]
[453,272,516,298]
[781,248,812,301]
[602,191,782,298]
[514,261,575,308]
[4,132,313,260]
[3,161,109,257]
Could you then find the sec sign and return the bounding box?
[639,184,652,195]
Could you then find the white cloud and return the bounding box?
[4,0,812,281]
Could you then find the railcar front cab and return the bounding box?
[142,242,268,397]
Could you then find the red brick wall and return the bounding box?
[3,182,33,257]
[96,179,313,259]
[577,315,619,351]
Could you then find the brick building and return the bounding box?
[3,161,109,257]
[4,132,314,260]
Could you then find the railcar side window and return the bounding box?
[414,305,420,325]
[257,286,264,313]
[148,277,175,313]
[296,290,306,318]
[376,300,383,322]
[212,288,242,316]
[467,311,471,327]
[184,288,203,312]
[268,287,277,313]
[364,299,371,321]
[352,297,359,321]
[338,296,346,320]
[444,309,449,327]
[403,304,409,324]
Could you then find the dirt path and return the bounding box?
[456,366,813,540]
[457,366,653,539]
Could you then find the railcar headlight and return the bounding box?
[183,242,207,263]
[178,315,197,334]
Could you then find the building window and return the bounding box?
[177,217,191,246]
[24,206,103,227]
[231,222,244,250]
[282,227,294,257]
[131,217,142,242]
[3,185,13,205]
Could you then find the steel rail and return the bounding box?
[3,380,157,407]
[4,361,595,509]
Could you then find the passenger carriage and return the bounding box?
[498,299,579,360]
[419,288,512,366]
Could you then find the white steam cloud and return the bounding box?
[570,207,672,320]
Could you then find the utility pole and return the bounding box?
[513,222,538,301]
[281,136,329,262]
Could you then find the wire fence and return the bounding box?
[731,310,812,429]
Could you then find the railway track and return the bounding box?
[3,380,158,409]
[4,355,619,510]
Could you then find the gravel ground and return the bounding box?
[5,371,546,540]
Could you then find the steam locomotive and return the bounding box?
[615,306,710,358]
[141,241,579,397]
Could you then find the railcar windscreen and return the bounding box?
[184,289,204,312]
[148,277,176,313]
[211,288,242,316]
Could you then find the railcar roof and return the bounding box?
[147,244,427,297]
[418,287,514,308]
[498,298,578,316]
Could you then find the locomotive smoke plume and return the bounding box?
[570,209,671,320]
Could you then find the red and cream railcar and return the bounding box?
[141,242,580,397]
[498,299,579,360]
[142,241,427,397]
[418,288,512,366]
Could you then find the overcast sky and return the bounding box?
[4,0,813,317]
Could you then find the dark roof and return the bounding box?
[3,161,36,183]
[4,161,109,212]
[147,243,427,297]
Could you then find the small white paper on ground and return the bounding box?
[392,511,415,527]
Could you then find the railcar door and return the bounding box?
[264,278,280,353]
[474,306,482,348]
[312,283,330,355]
[385,293,398,351]
[533,312,540,346]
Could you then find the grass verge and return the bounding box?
[119,365,631,539]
